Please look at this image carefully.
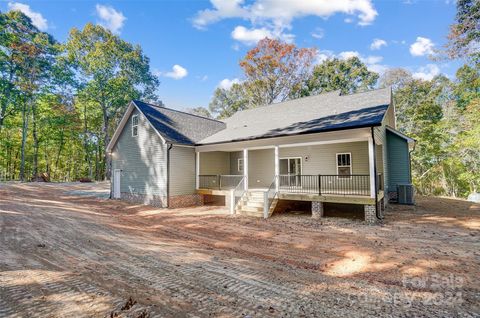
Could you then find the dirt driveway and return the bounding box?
[0,182,478,317]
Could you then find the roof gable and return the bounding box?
[132,100,225,145]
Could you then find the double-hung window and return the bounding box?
[337,153,352,178]
[132,114,138,137]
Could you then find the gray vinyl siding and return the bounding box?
[387,130,411,193]
[169,146,196,196]
[111,108,168,206]
[200,151,231,175]
[199,142,371,188]
[230,151,243,175]
[228,150,275,187]
[279,141,370,175]
[248,149,275,187]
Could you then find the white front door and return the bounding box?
[113,169,121,199]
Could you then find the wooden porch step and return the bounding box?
[236,210,264,217]
[239,205,263,213]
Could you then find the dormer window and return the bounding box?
[132,114,138,137]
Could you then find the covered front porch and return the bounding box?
[194,129,385,222]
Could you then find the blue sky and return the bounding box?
[1,0,459,111]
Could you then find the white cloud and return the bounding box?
[194,0,378,29]
[315,50,335,64]
[163,65,188,80]
[412,64,440,81]
[231,26,273,45]
[338,51,360,60]
[8,2,48,31]
[409,37,435,56]
[231,25,295,45]
[194,0,377,45]
[370,38,387,50]
[323,51,387,74]
[95,4,126,34]
[311,27,324,39]
[218,78,241,90]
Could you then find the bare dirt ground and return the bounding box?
[0,182,478,318]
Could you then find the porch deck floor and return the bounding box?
[197,188,384,205]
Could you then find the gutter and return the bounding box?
[371,127,383,220]
[166,143,173,208]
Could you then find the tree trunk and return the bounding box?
[102,106,111,181]
[83,103,93,178]
[19,101,30,182]
[32,103,39,178]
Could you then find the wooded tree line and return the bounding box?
[0,11,158,181]
[0,1,478,198]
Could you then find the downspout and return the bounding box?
[408,142,416,184]
[166,143,173,208]
[371,127,383,220]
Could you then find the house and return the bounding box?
[106,87,414,223]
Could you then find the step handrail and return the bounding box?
[263,176,278,219]
[230,176,246,214]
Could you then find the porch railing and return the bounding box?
[199,174,243,190]
[278,174,372,196]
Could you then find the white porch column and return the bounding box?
[195,151,200,190]
[368,136,376,198]
[274,146,279,192]
[243,149,248,191]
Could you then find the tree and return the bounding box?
[65,23,159,179]
[303,57,379,96]
[379,68,413,91]
[187,106,212,118]
[445,0,480,60]
[239,38,317,106]
[0,11,60,180]
[209,83,249,119]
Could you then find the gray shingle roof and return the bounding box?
[133,100,225,145]
[133,87,391,146]
[197,87,391,145]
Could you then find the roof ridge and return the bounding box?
[133,100,225,124]
[340,85,391,97]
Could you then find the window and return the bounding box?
[238,158,244,172]
[132,114,138,137]
[336,153,352,178]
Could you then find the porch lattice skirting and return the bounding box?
[312,201,324,219]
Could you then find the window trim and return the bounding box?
[131,114,138,137]
[336,152,352,179]
[237,158,244,172]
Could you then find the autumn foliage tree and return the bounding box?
[239,38,317,105]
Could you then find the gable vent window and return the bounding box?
[337,153,352,178]
[132,114,139,137]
